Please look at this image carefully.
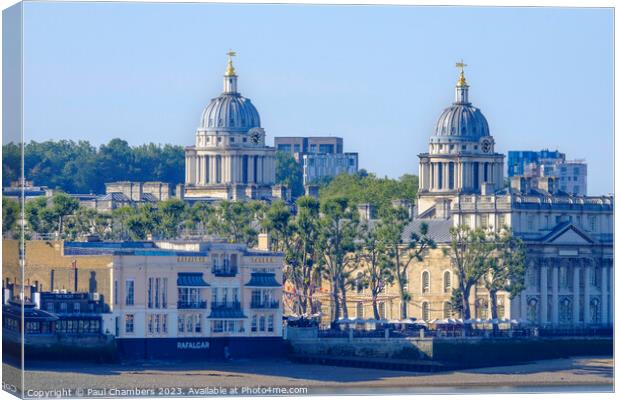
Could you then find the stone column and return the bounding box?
[551,261,559,325]
[573,260,580,325]
[583,259,591,324]
[540,260,548,325]
[601,260,609,325]
[256,156,263,184]
[248,155,255,184]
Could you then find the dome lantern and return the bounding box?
[223,50,238,94]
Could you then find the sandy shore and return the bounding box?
[2,356,613,396]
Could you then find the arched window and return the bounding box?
[378,302,386,319]
[355,272,364,293]
[422,271,430,294]
[527,298,539,322]
[422,302,430,321]
[443,302,452,319]
[590,298,601,324]
[559,297,572,324]
[356,302,364,318]
[443,271,451,293]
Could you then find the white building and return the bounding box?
[93,237,284,358]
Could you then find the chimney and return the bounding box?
[481,183,495,196]
[304,184,320,199]
[257,233,271,251]
[176,184,185,200]
[73,260,78,292]
[510,176,529,193]
[391,199,413,220]
[537,176,556,194]
[357,203,376,221]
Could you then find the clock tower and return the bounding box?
[417,62,505,218]
[184,52,278,201]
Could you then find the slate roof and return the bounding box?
[245,272,281,287]
[208,309,248,319]
[177,272,210,287]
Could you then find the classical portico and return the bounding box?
[184,52,277,200]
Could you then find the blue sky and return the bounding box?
[18,3,613,195]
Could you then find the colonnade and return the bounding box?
[185,152,275,186]
[419,158,503,192]
[518,257,612,326]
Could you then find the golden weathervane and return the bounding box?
[225,50,237,76]
[456,59,468,87]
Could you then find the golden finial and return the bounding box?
[456,59,468,87]
[225,50,237,76]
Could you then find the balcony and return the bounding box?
[211,301,242,311]
[177,301,207,309]
[250,299,280,309]
[211,266,238,277]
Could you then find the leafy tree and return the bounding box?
[320,172,418,214]
[483,229,526,331]
[378,206,436,319]
[449,288,464,318]
[157,198,188,239]
[443,225,496,321]
[209,201,257,246]
[50,193,80,237]
[287,197,322,315]
[318,197,359,323]
[356,221,393,319]
[2,198,20,235]
[275,151,304,198]
[184,202,213,235]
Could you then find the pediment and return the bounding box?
[544,224,595,245]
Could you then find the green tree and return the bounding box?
[2,198,20,235]
[286,196,322,315]
[483,229,527,331]
[356,221,393,319]
[275,151,304,198]
[444,225,496,321]
[50,193,80,237]
[378,206,436,319]
[209,201,257,246]
[157,198,188,239]
[318,197,359,323]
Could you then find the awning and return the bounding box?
[177,273,210,287]
[245,272,281,288]
[208,309,247,319]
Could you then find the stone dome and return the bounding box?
[433,103,490,140]
[200,93,261,132]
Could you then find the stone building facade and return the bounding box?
[303,65,613,328]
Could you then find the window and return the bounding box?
[443,302,451,319]
[148,278,153,308]
[60,302,67,312]
[212,320,224,333]
[498,214,506,229]
[125,280,134,306]
[251,315,257,332]
[267,315,274,332]
[527,298,538,322]
[114,280,118,305]
[443,271,451,293]
[356,302,364,318]
[559,297,572,324]
[355,272,364,293]
[527,215,535,231]
[378,302,386,319]
[590,298,600,324]
[422,271,430,294]
[194,315,201,333]
[480,214,489,229]
[125,314,134,333]
[73,303,80,313]
[178,316,185,333]
[421,302,430,321]
[589,216,597,232]
[259,316,266,332]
